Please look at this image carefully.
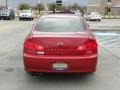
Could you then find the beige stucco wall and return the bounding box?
[100,0,120,15]
[87,0,120,15]
[87,6,101,14]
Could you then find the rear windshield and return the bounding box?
[35,18,85,32]
[0,9,10,13]
[21,10,31,13]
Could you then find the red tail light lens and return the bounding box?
[78,39,97,55]
[24,38,43,55]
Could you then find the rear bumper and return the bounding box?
[23,54,98,73]
[0,16,10,19]
[19,17,32,19]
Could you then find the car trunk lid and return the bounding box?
[30,32,90,55]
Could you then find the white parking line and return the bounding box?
[94,32,120,48]
[106,42,120,47]
[97,37,118,41]
[102,38,120,44]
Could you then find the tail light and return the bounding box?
[78,39,97,55]
[24,38,43,55]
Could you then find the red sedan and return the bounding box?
[23,14,98,73]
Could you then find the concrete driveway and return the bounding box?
[0,19,120,90]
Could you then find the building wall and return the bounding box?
[87,0,100,14]
[100,0,120,15]
[87,0,100,6]
[111,8,120,15]
[87,6,100,14]
[87,0,120,15]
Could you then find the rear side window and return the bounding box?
[35,18,85,32]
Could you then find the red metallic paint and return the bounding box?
[23,14,98,73]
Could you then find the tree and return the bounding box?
[56,5,63,11]
[18,3,30,10]
[34,3,44,13]
[80,6,87,15]
[67,6,74,11]
[48,3,56,13]
[72,3,79,11]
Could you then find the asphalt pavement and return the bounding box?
[88,19,120,31]
[0,19,120,90]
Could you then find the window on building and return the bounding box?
[107,8,111,12]
[108,0,111,2]
[105,7,111,14]
[56,0,62,5]
[106,8,111,14]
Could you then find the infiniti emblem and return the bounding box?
[57,42,64,46]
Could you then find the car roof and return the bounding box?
[40,14,82,19]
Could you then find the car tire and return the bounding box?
[19,18,22,21]
[98,19,101,21]
[13,17,15,20]
[86,70,96,75]
[9,16,13,20]
[88,18,90,21]
[3,18,6,20]
[30,18,33,21]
